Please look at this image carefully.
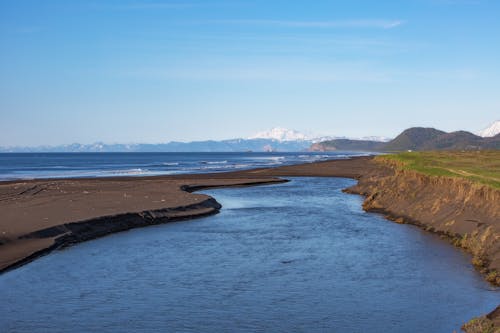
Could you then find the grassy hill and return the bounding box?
[311,128,500,152]
[420,131,484,150]
[383,127,446,151]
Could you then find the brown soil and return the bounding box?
[345,159,500,286]
[462,305,500,333]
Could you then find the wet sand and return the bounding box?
[0,156,373,272]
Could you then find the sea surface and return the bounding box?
[0,177,497,332]
[0,152,368,181]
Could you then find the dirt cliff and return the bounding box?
[345,159,500,285]
[461,305,500,332]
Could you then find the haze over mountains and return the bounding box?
[1,122,499,153]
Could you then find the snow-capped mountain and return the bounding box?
[478,120,500,137]
[0,127,392,153]
[248,127,310,141]
[248,127,391,143]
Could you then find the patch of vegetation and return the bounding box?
[461,316,496,333]
[376,151,500,189]
[485,270,499,284]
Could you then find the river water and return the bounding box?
[0,177,497,332]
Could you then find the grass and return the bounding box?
[375,151,500,190]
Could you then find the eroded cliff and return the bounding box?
[346,159,500,285]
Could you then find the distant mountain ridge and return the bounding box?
[2,124,499,153]
[0,127,388,153]
[313,127,500,152]
[0,138,314,153]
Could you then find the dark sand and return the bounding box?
[0,157,372,272]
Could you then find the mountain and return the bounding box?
[0,127,389,153]
[419,131,484,150]
[385,128,499,151]
[5,125,497,153]
[483,133,500,148]
[248,127,309,141]
[382,127,446,151]
[310,139,386,152]
[478,120,500,137]
[0,138,314,153]
[310,127,447,152]
[312,127,500,152]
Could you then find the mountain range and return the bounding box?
[1,122,499,153]
[0,139,311,153]
[0,127,391,153]
[313,126,500,152]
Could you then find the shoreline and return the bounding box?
[1,155,498,330]
[0,156,371,274]
[1,155,497,281]
[0,177,288,273]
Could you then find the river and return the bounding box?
[0,177,497,332]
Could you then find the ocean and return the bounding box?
[0,152,369,181]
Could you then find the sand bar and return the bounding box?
[0,156,372,272]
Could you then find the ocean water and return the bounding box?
[0,177,497,332]
[0,152,368,181]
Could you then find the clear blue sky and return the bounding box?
[1,0,499,145]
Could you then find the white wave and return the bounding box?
[201,160,228,165]
[194,163,252,171]
[110,168,149,175]
[46,166,72,169]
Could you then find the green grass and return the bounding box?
[376,151,500,189]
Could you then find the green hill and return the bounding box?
[311,128,500,152]
[383,127,446,151]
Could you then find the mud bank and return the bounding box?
[345,159,500,286]
[1,197,222,274]
[0,177,286,273]
[342,158,499,332]
[461,305,500,333]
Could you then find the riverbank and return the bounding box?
[1,154,498,280]
[346,153,500,286]
[0,155,498,330]
[0,156,371,273]
[0,177,288,272]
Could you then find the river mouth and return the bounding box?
[0,177,497,332]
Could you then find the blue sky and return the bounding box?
[1,0,499,145]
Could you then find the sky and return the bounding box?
[1,0,499,146]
